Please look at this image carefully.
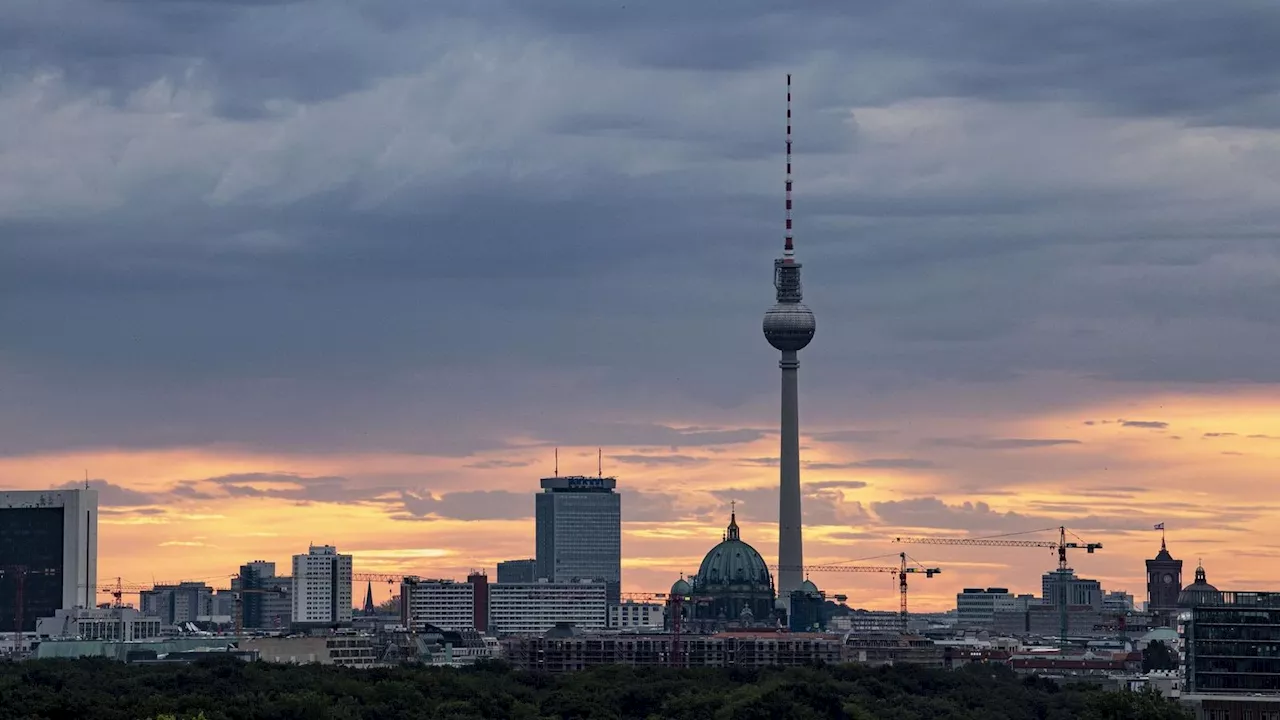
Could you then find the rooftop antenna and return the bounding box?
[784,73,794,263]
[554,447,559,478]
[84,470,89,490]
[597,448,602,478]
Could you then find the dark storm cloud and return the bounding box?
[925,438,1083,450]
[532,425,770,450]
[55,479,157,507]
[805,480,868,491]
[463,459,532,469]
[710,487,871,527]
[610,455,708,467]
[396,489,529,521]
[873,497,1172,534]
[391,487,684,522]
[198,473,389,504]
[810,430,896,444]
[4,0,1280,460]
[808,458,935,470]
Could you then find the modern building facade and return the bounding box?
[235,562,292,630]
[609,602,665,630]
[1041,569,1103,610]
[291,545,352,630]
[762,74,817,604]
[400,578,476,632]
[1182,589,1280,694]
[488,580,608,636]
[0,489,99,632]
[35,606,163,642]
[497,559,537,584]
[139,582,214,626]
[535,476,621,605]
[956,588,1013,628]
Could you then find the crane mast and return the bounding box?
[895,526,1102,648]
[774,553,942,632]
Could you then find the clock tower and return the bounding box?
[1145,531,1183,624]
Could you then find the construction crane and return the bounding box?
[894,526,1102,647]
[2,565,57,654]
[774,553,941,631]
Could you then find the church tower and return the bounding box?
[1145,527,1183,624]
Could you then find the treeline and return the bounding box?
[0,657,1191,720]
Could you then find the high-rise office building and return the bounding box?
[291,545,352,630]
[237,561,292,630]
[0,489,98,632]
[497,559,537,584]
[535,476,621,605]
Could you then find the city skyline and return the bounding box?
[4,2,1280,613]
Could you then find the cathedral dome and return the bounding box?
[1178,564,1220,607]
[799,578,820,595]
[693,512,773,592]
[671,577,692,597]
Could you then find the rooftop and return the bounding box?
[540,476,617,492]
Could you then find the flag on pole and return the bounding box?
[1154,523,1165,530]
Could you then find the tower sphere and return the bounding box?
[763,302,816,352]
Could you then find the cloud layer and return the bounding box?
[4,0,1280,609]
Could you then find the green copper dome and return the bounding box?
[694,512,773,591]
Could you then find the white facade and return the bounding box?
[35,606,163,642]
[488,580,607,636]
[291,545,353,628]
[608,602,665,629]
[0,489,99,612]
[401,578,475,631]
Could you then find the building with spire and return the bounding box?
[1145,527,1182,626]
[762,74,816,608]
[669,510,779,634]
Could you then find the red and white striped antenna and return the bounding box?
[784,74,795,262]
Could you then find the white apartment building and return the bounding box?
[400,578,476,631]
[608,601,665,629]
[488,580,607,636]
[292,545,353,629]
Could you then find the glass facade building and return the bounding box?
[0,490,98,633]
[535,477,621,606]
[1184,591,1280,694]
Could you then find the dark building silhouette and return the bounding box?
[671,511,779,633]
[1145,533,1182,625]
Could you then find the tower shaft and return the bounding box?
[777,350,803,598]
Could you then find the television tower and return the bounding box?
[763,74,815,606]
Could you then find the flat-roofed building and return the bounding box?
[0,489,98,632]
[489,580,607,636]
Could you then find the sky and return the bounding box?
[4,0,1280,613]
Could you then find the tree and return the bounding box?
[1142,640,1179,672]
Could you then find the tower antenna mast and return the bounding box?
[784,73,794,262]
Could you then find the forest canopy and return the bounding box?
[0,657,1191,720]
